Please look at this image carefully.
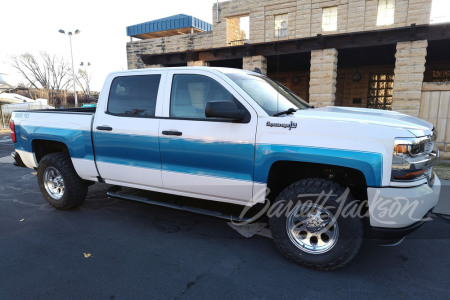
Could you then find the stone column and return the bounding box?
[147,64,165,68]
[392,40,428,117]
[187,61,210,67]
[243,55,267,75]
[309,48,338,107]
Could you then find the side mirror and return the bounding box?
[205,101,246,121]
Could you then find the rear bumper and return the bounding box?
[11,152,26,168]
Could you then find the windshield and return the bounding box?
[225,73,310,116]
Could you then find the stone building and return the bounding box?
[126,0,450,154]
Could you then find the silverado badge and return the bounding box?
[266,121,298,130]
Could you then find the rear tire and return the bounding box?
[269,178,363,270]
[37,152,88,210]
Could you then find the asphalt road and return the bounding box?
[0,133,449,299]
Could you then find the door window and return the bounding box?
[170,74,240,119]
[108,75,161,117]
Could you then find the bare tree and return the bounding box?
[76,66,92,98]
[11,53,49,89]
[10,52,71,91]
[42,53,72,91]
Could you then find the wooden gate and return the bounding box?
[419,83,450,154]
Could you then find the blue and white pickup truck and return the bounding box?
[10,67,441,270]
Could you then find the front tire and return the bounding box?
[37,152,88,210]
[269,178,363,270]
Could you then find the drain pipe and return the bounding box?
[216,0,220,23]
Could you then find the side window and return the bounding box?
[170,74,239,119]
[108,75,161,117]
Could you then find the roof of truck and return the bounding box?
[110,67,261,77]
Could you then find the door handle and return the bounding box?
[162,130,182,136]
[97,126,113,131]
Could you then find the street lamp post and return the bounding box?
[59,29,80,107]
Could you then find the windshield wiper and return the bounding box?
[273,108,298,117]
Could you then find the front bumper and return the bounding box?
[367,175,441,244]
[370,212,430,245]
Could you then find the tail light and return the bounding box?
[10,120,16,143]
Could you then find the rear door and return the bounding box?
[93,71,166,189]
[159,69,258,205]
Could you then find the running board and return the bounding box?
[106,186,251,223]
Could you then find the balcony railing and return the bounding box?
[227,39,249,46]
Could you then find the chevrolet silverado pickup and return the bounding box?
[10,67,441,270]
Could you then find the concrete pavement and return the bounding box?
[0,133,449,299]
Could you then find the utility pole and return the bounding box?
[59,29,80,107]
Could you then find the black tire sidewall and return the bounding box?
[269,178,363,270]
[37,152,87,210]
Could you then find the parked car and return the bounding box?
[10,67,440,270]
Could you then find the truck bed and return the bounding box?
[11,107,98,181]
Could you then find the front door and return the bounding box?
[159,70,258,205]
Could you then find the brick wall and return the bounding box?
[213,0,434,45]
[127,0,435,69]
[127,31,213,69]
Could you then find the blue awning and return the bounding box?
[126,14,212,38]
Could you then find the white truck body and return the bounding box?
[10,67,441,269]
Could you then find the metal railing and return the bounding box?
[228,39,249,46]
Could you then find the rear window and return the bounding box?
[108,75,161,117]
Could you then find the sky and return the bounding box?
[0,0,222,91]
[1,0,449,92]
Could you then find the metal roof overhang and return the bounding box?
[140,23,450,65]
[127,14,212,39]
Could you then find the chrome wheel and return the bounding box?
[286,204,339,254]
[43,167,65,200]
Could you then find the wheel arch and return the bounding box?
[32,139,70,164]
[265,160,369,202]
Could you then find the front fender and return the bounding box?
[254,144,383,187]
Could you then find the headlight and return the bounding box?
[394,138,428,157]
[392,136,437,182]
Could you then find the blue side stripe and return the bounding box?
[254,144,383,187]
[159,137,255,182]
[16,125,94,161]
[94,132,161,170]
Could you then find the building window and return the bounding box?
[275,14,288,38]
[367,73,394,110]
[322,7,338,31]
[432,70,450,82]
[377,0,395,26]
[227,16,249,46]
[430,0,450,24]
